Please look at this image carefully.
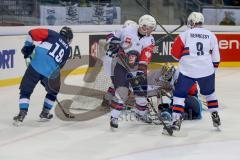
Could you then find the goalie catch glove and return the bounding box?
[21,45,35,59]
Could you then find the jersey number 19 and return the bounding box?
[49,42,64,63]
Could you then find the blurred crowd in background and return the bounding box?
[0,0,240,26]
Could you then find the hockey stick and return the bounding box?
[55,98,75,119]
[135,0,184,38]
[147,98,173,136]
[135,0,184,44]
[118,52,131,72]
[135,0,172,35]
[155,24,183,45]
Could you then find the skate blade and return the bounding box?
[215,126,221,132]
[162,129,187,137]
[110,126,118,132]
[12,121,22,127]
[153,119,171,125]
[37,118,51,122]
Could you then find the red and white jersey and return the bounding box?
[107,25,155,65]
[171,27,220,78]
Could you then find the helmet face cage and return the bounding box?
[60,26,73,43]
[161,63,176,81]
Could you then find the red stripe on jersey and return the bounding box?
[29,28,49,41]
[213,62,219,68]
[182,48,189,54]
[171,36,185,60]
[172,106,184,113]
[207,101,218,107]
[139,44,154,64]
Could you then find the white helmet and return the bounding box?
[138,14,157,30]
[187,12,204,28]
[123,20,138,28]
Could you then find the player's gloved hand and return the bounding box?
[127,71,146,86]
[136,70,145,77]
[21,45,35,58]
[108,37,121,54]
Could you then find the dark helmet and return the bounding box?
[60,26,73,43]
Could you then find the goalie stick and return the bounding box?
[146,98,174,136]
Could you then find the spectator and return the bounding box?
[219,11,236,25]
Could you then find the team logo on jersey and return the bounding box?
[123,36,133,50]
[145,51,151,58]
[125,36,132,44]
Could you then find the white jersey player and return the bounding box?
[103,15,156,128]
[103,16,155,76]
[166,12,221,133]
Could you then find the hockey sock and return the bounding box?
[110,100,124,118]
[205,93,218,112]
[19,98,30,111]
[19,92,31,111]
[207,100,218,113]
[43,93,56,110]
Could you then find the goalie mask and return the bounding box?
[161,63,176,81]
[138,14,157,36]
[187,12,204,28]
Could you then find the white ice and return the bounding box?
[0,68,239,160]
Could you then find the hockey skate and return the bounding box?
[211,111,221,129]
[134,109,153,124]
[102,87,115,107]
[162,113,186,136]
[39,108,53,121]
[110,116,118,128]
[13,109,27,126]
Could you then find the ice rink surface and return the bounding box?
[0,68,240,160]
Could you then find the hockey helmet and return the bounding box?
[126,50,139,65]
[123,20,138,28]
[60,26,73,43]
[187,12,204,28]
[138,14,157,35]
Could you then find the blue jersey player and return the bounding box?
[13,26,73,125]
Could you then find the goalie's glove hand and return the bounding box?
[108,37,121,54]
[21,45,35,59]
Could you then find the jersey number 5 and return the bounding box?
[196,42,204,56]
[49,42,64,63]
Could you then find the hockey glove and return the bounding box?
[21,45,35,59]
[127,71,146,86]
[108,37,121,54]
